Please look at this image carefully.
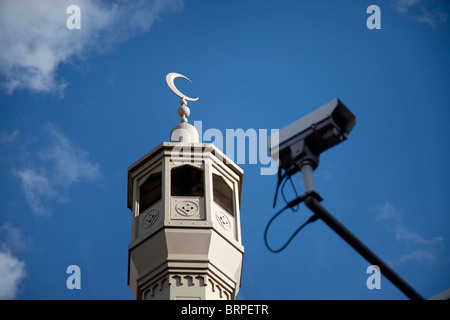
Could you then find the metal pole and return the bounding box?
[304,195,424,300]
[300,162,317,194]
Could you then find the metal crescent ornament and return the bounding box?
[166,72,199,102]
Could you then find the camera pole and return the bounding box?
[303,194,424,300]
[299,161,317,194]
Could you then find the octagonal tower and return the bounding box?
[127,73,244,300]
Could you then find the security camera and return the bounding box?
[269,98,356,192]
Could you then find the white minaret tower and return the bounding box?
[127,73,244,300]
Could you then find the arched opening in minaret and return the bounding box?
[213,174,234,216]
[139,172,162,213]
[171,165,204,197]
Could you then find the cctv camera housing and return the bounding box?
[269,98,356,173]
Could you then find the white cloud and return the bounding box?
[0,222,31,300]
[14,123,100,216]
[0,0,183,95]
[0,223,28,300]
[390,0,448,26]
[0,248,26,300]
[0,222,32,300]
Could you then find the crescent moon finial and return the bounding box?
[166,72,199,102]
[166,72,199,124]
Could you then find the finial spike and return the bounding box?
[177,97,190,123]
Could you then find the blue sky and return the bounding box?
[0,0,449,300]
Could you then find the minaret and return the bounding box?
[127,73,244,300]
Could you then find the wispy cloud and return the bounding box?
[39,123,100,184]
[0,130,19,144]
[376,201,401,222]
[394,248,439,265]
[376,201,443,266]
[0,223,32,253]
[0,223,28,300]
[390,0,448,26]
[14,123,100,216]
[0,0,183,95]
[393,225,443,246]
